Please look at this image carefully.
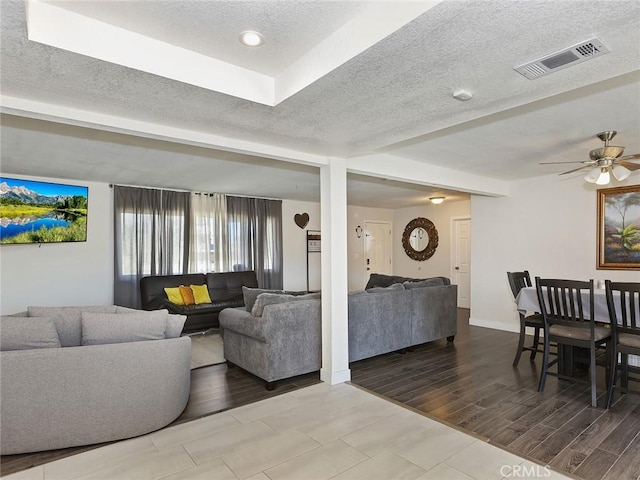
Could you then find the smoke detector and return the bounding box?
[514,37,610,80]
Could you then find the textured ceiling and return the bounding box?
[47,0,368,75]
[1,0,639,208]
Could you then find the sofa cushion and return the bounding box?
[0,316,62,351]
[403,278,446,289]
[366,283,405,293]
[366,273,451,289]
[164,287,186,305]
[190,284,212,304]
[251,293,296,317]
[81,310,169,345]
[365,274,416,289]
[243,286,283,312]
[179,286,196,305]
[166,314,187,338]
[115,306,138,313]
[27,306,118,347]
[207,271,258,303]
[251,292,321,317]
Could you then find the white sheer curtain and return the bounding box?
[189,192,229,273]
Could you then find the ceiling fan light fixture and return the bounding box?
[595,167,611,185]
[612,164,631,181]
[429,196,445,205]
[584,166,600,183]
[543,130,639,185]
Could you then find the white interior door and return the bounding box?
[452,217,471,308]
[364,221,392,283]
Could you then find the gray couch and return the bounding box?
[349,279,458,362]
[219,278,457,388]
[0,306,191,455]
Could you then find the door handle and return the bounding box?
[455,266,460,270]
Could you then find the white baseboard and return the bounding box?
[469,317,520,334]
[320,367,351,385]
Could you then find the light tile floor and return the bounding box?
[5,383,574,480]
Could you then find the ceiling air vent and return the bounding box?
[514,37,610,80]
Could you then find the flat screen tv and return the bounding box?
[0,177,88,245]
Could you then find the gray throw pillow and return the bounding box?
[115,306,138,313]
[403,278,445,289]
[296,292,322,301]
[366,283,405,293]
[242,286,283,312]
[349,290,370,297]
[166,313,187,338]
[251,293,297,317]
[251,292,321,317]
[28,306,119,347]
[0,316,61,351]
[81,310,168,345]
[115,306,184,338]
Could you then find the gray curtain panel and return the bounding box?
[113,186,191,308]
[226,196,283,289]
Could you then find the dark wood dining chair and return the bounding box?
[535,277,612,408]
[605,280,640,408]
[507,271,545,367]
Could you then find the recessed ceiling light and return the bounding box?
[239,30,264,47]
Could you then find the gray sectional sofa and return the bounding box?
[349,278,457,362]
[0,306,191,455]
[219,276,457,388]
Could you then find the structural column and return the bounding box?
[320,158,351,384]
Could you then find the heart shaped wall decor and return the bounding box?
[294,213,309,229]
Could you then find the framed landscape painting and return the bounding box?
[597,184,640,270]
[0,177,88,245]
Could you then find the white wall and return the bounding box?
[282,200,394,292]
[281,200,321,291]
[393,200,471,280]
[471,175,640,333]
[0,175,113,314]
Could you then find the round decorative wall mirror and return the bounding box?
[402,217,439,261]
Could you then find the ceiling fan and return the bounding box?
[540,131,640,185]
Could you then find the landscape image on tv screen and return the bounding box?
[0,177,88,244]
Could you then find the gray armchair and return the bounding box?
[219,298,321,390]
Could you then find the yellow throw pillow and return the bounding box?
[179,285,195,305]
[190,284,212,305]
[164,287,185,305]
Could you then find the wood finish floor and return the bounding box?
[351,310,640,480]
[3,310,639,479]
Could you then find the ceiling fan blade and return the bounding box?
[618,153,640,161]
[539,160,591,165]
[559,165,592,175]
[619,160,640,171]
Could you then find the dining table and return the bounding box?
[516,285,639,369]
[516,285,621,323]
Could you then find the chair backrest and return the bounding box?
[507,271,532,299]
[605,280,640,336]
[535,277,594,328]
